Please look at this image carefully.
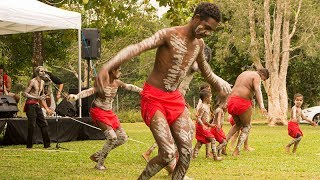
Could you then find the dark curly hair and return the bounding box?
[199,89,212,101]
[193,2,221,22]
[257,68,269,79]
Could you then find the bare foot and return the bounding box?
[142,152,150,162]
[232,149,240,156]
[95,164,106,170]
[90,153,98,162]
[244,147,255,151]
[214,156,223,161]
[285,146,290,153]
[206,152,213,158]
[222,147,227,155]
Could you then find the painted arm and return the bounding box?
[253,75,267,115]
[68,87,95,101]
[116,80,142,93]
[96,29,167,89]
[301,113,317,126]
[123,84,142,93]
[196,48,232,95]
[196,99,202,111]
[197,107,205,125]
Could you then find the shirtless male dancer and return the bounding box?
[24,66,54,148]
[226,68,269,156]
[141,45,214,175]
[68,66,142,170]
[96,2,231,179]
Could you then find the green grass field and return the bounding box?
[1,122,319,179]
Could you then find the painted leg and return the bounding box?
[205,143,213,158]
[217,140,227,156]
[192,141,202,159]
[210,138,222,161]
[138,114,176,180]
[171,111,193,180]
[164,154,177,176]
[292,136,302,154]
[243,135,255,151]
[233,125,251,156]
[91,129,117,170]
[229,131,239,151]
[285,140,295,153]
[285,135,301,153]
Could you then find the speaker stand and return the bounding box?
[54,113,68,150]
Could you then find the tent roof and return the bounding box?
[0,0,81,35]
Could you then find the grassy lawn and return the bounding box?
[1,122,319,179]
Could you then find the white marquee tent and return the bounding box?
[0,0,84,116]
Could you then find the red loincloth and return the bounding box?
[195,123,215,144]
[229,115,235,126]
[288,121,303,138]
[140,83,186,127]
[90,107,120,130]
[210,127,226,144]
[227,96,252,116]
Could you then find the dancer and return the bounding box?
[24,66,53,148]
[226,68,269,156]
[285,93,317,154]
[142,46,213,166]
[141,45,213,176]
[68,66,142,170]
[96,2,231,179]
[211,102,228,156]
[193,89,222,160]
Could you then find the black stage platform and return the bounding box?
[0,117,105,145]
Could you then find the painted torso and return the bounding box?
[146,27,203,91]
[27,78,44,99]
[93,86,118,111]
[199,103,212,124]
[291,106,302,123]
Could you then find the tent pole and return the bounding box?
[78,29,82,118]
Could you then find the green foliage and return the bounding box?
[117,109,143,123]
[287,55,320,107]
[1,123,320,179]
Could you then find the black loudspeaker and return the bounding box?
[56,99,77,117]
[69,88,94,117]
[0,95,18,118]
[81,28,101,60]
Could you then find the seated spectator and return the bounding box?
[0,65,20,103]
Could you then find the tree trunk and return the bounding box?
[264,0,288,125]
[32,32,44,68]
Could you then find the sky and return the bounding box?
[149,0,169,17]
